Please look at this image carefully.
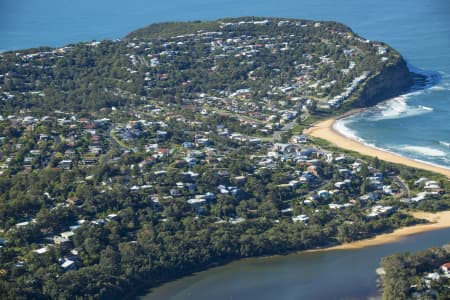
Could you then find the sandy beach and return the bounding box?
[303,114,450,251]
[307,211,450,252]
[304,115,450,178]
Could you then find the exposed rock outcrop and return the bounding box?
[356,57,413,107]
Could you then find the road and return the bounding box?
[106,125,129,152]
[273,119,297,142]
[392,176,410,197]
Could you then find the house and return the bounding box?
[424,180,442,192]
[154,148,170,158]
[60,258,77,271]
[182,171,200,179]
[61,231,75,239]
[187,198,206,212]
[338,168,352,178]
[217,170,230,178]
[182,142,194,149]
[288,180,301,188]
[184,157,197,167]
[205,192,216,201]
[292,214,309,223]
[410,192,428,202]
[229,217,246,224]
[335,156,346,163]
[33,246,49,254]
[334,181,347,189]
[307,165,319,177]
[367,205,394,218]
[170,189,182,197]
[383,185,394,195]
[300,148,316,158]
[351,161,362,171]
[441,262,450,276]
[15,221,31,228]
[106,214,119,221]
[156,130,168,140]
[291,135,309,144]
[196,138,210,147]
[317,190,329,198]
[281,207,293,214]
[414,177,429,186]
[39,134,49,141]
[233,175,247,185]
[69,219,86,231]
[66,197,81,206]
[29,150,41,156]
[91,219,105,225]
[359,192,380,202]
[329,203,344,209]
[273,143,297,153]
[58,159,72,170]
[53,235,70,244]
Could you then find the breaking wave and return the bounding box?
[439,141,450,148]
[359,68,445,121]
[333,118,364,142]
[428,72,450,91]
[418,105,433,111]
[400,145,447,157]
[366,94,434,121]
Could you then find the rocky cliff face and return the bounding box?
[356,58,413,107]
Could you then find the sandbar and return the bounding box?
[308,211,450,252]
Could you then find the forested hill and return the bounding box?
[125,17,354,40]
[0,17,443,300]
[0,17,411,116]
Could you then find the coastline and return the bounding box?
[142,211,450,299]
[304,113,450,178]
[307,211,450,252]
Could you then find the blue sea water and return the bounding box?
[1,0,450,168]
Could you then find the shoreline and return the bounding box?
[307,211,450,252]
[134,210,450,298]
[304,112,450,178]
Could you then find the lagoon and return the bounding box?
[3,1,450,298]
[143,228,450,299]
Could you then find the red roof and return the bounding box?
[156,148,169,153]
[442,262,450,269]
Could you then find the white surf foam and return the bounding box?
[400,145,447,157]
[429,73,450,91]
[368,94,433,121]
[333,120,450,170]
[418,105,433,111]
[439,141,450,148]
[333,118,365,142]
[411,157,450,171]
[429,84,449,91]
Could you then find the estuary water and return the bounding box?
[144,228,450,300]
[2,1,450,298]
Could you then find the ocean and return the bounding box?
[2,0,450,168]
